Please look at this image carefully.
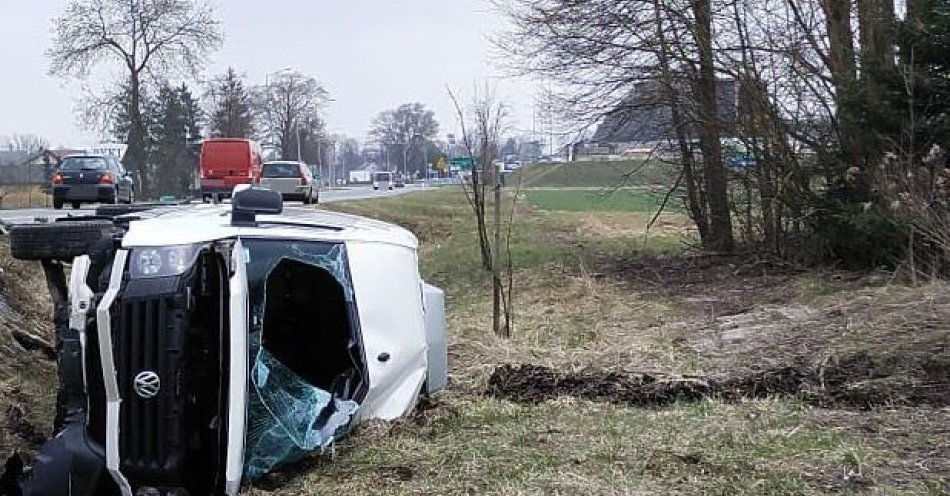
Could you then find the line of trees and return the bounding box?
[497,0,950,273]
[46,0,336,198]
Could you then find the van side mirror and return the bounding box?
[232,186,283,226]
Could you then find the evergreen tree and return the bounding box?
[896,0,950,152]
[208,68,256,139]
[153,83,203,197]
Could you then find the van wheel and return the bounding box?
[9,220,115,261]
[71,202,81,210]
[53,199,63,210]
[95,204,154,217]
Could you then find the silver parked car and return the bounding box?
[258,161,319,204]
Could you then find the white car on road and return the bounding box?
[373,171,394,191]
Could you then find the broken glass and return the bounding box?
[242,239,360,481]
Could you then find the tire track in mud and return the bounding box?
[486,363,950,409]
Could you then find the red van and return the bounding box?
[199,139,263,200]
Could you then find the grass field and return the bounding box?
[526,188,683,213]
[300,186,948,495]
[511,159,677,188]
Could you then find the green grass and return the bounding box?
[511,160,677,188]
[526,188,682,213]
[252,398,885,496]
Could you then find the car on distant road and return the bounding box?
[258,161,319,204]
[200,138,263,201]
[393,176,406,188]
[51,154,135,210]
[373,171,394,190]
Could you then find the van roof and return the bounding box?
[121,204,419,249]
[203,138,254,144]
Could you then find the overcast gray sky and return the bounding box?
[0,0,537,148]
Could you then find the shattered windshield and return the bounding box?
[242,238,363,481]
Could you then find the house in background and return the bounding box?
[583,78,739,161]
[0,149,86,185]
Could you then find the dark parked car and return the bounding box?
[51,155,135,209]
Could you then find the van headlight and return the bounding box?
[131,245,201,279]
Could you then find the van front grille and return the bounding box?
[115,294,187,483]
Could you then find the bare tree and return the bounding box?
[255,71,330,161]
[47,0,221,193]
[369,103,439,175]
[449,85,513,337]
[495,0,738,251]
[3,134,50,156]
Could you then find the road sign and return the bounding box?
[449,157,475,171]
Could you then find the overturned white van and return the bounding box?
[4,187,447,496]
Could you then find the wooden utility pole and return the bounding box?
[492,160,504,337]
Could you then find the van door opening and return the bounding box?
[241,239,368,481]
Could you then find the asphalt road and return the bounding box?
[0,184,426,225]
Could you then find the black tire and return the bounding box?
[94,204,155,217]
[71,202,81,210]
[9,220,115,261]
[53,199,63,210]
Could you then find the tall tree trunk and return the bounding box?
[857,0,896,74]
[820,0,862,179]
[124,71,148,196]
[654,0,709,242]
[856,0,896,190]
[693,0,734,252]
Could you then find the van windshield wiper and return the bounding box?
[256,220,343,231]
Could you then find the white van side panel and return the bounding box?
[423,284,448,393]
[346,241,428,420]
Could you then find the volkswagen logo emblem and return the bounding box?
[133,371,161,399]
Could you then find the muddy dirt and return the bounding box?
[603,253,828,316]
[4,406,45,448]
[486,362,950,409]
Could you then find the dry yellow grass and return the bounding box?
[0,185,51,209]
[313,187,949,495]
